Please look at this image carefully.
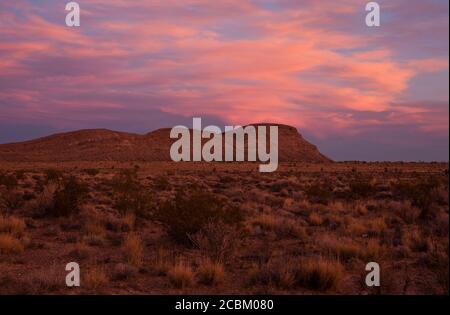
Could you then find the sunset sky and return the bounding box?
[0,0,448,161]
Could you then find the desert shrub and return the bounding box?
[391,177,440,219]
[46,177,88,217]
[14,170,26,180]
[153,175,170,190]
[44,169,63,183]
[425,241,449,293]
[156,189,244,244]
[167,261,194,289]
[112,169,153,218]
[0,172,18,190]
[196,259,225,286]
[122,234,144,267]
[0,188,24,213]
[83,169,99,176]
[0,215,25,237]
[305,182,332,204]
[0,234,24,254]
[349,176,375,198]
[189,221,241,263]
[31,182,58,217]
[387,200,420,224]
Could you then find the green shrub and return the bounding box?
[156,189,244,244]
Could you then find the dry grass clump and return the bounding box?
[247,258,297,290]
[386,200,420,224]
[111,263,138,281]
[10,266,62,294]
[122,212,135,231]
[253,215,306,239]
[167,261,194,289]
[248,256,343,292]
[295,258,344,291]
[196,259,225,286]
[0,215,25,236]
[308,212,324,226]
[404,228,432,252]
[345,217,387,237]
[84,267,108,290]
[82,212,106,239]
[0,234,24,254]
[321,236,383,262]
[152,248,175,276]
[122,234,144,266]
[69,242,91,260]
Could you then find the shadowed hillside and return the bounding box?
[0,124,331,163]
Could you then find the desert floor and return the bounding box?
[0,162,448,294]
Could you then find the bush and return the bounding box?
[46,177,88,217]
[189,221,240,263]
[153,175,170,191]
[156,189,244,244]
[391,177,440,219]
[84,169,99,176]
[349,176,375,198]
[0,189,24,213]
[44,169,63,183]
[0,172,18,190]
[305,182,332,204]
[112,169,153,218]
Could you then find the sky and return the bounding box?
[0,0,448,161]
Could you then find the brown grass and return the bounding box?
[0,234,24,254]
[196,259,225,286]
[0,215,25,236]
[167,261,194,289]
[122,234,144,267]
[296,258,344,291]
[84,267,108,290]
